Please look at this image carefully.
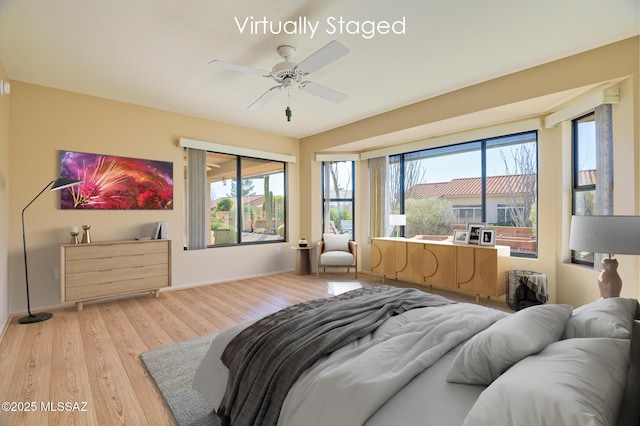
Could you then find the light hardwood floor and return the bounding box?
[0,272,507,426]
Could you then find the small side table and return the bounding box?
[291,246,313,275]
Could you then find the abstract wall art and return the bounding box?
[60,150,173,210]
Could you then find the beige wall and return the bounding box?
[8,82,300,314]
[300,37,639,306]
[0,63,10,330]
[556,76,639,305]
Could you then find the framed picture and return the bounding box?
[479,229,496,246]
[59,150,173,210]
[453,229,470,244]
[467,222,486,245]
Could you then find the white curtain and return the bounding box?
[186,148,207,250]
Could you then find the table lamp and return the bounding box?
[19,177,83,324]
[569,215,640,298]
[389,214,406,237]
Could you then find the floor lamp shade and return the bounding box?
[19,177,83,324]
[569,215,640,298]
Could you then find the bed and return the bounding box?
[192,286,640,426]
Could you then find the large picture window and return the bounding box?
[188,150,286,247]
[390,131,538,257]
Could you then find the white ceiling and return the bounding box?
[0,0,638,143]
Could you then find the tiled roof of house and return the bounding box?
[577,169,597,185]
[407,170,595,198]
[408,174,533,198]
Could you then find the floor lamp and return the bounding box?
[19,177,83,324]
[569,215,640,299]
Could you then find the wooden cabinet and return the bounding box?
[61,239,171,310]
[370,238,509,300]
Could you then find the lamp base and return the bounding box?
[18,312,53,324]
[598,258,623,298]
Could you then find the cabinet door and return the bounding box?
[396,242,422,283]
[371,239,395,277]
[422,243,456,289]
[456,246,499,296]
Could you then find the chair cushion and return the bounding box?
[320,251,354,266]
[323,233,350,252]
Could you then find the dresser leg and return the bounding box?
[153,289,160,298]
[76,301,84,311]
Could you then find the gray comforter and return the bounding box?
[217,286,456,426]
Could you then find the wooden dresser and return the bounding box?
[60,239,171,310]
[371,238,510,302]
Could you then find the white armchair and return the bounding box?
[317,233,357,278]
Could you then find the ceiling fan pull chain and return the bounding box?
[285,91,292,122]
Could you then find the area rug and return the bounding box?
[140,333,220,426]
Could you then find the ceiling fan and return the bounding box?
[210,40,349,111]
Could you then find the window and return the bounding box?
[572,112,596,265]
[497,205,526,226]
[454,206,482,224]
[199,152,286,247]
[322,161,354,239]
[389,131,538,257]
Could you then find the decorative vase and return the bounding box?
[70,225,80,244]
[81,225,91,244]
[598,258,622,298]
[298,237,308,247]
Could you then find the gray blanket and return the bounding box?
[217,286,456,426]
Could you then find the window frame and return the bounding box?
[321,160,355,240]
[392,130,538,258]
[202,151,287,248]
[571,112,596,266]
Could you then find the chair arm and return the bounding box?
[348,240,357,255]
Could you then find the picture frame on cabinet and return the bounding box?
[453,229,470,244]
[467,222,486,245]
[479,228,496,246]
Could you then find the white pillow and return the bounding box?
[564,297,637,339]
[323,233,350,252]
[447,304,572,385]
[463,337,631,426]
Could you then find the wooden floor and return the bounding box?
[0,272,508,426]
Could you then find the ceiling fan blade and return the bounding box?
[300,81,348,104]
[209,60,271,77]
[248,85,282,110]
[295,40,349,75]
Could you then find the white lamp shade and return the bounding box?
[389,214,406,226]
[569,215,640,255]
